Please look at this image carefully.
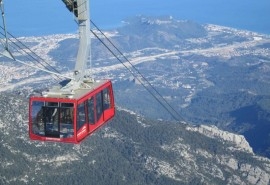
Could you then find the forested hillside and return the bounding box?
[0,91,270,184]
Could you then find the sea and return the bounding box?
[3,0,270,36]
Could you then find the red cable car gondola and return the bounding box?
[29,80,115,143]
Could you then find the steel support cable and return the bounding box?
[0,26,62,74]
[0,5,61,77]
[90,21,184,121]
[0,30,73,80]
[0,32,60,82]
[90,22,185,122]
[0,30,47,69]
[4,41,62,82]
[0,27,63,81]
[91,29,180,121]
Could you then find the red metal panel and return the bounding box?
[77,80,115,142]
[76,124,88,141]
[88,82,115,135]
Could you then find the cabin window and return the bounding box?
[31,101,74,138]
[87,97,95,124]
[60,103,74,138]
[96,91,103,122]
[103,87,111,110]
[31,101,45,136]
[77,102,86,131]
[43,106,60,138]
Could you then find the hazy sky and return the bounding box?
[3,0,270,36]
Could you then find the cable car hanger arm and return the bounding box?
[61,0,91,82]
[14,58,74,80]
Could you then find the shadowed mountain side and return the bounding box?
[229,103,270,158]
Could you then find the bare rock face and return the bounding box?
[186,124,270,184]
[186,125,253,153]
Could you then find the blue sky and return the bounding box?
[3,0,270,36]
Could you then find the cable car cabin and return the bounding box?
[29,80,115,144]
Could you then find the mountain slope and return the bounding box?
[0,91,270,185]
